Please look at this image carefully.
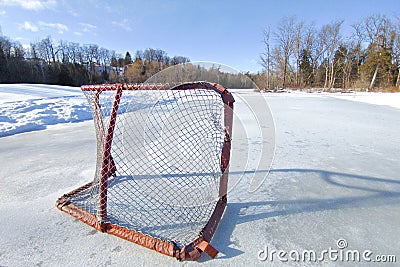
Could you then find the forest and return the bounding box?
[0,35,190,86]
[0,14,399,91]
[255,14,400,91]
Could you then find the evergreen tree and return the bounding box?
[299,48,313,86]
[124,51,133,65]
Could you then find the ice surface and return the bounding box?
[0,85,399,266]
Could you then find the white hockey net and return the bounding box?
[57,82,234,259]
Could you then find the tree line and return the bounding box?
[0,34,190,86]
[145,63,255,88]
[256,14,400,91]
[1,14,400,90]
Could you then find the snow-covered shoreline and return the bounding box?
[265,90,400,110]
[0,84,91,137]
[328,91,400,109]
[1,84,400,137]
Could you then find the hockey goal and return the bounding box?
[56,82,234,260]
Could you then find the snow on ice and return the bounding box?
[1,84,399,138]
[0,84,91,137]
[0,84,399,266]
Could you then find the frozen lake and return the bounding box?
[0,91,399,266]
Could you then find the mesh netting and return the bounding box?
[63,83,228,248]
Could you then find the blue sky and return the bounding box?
[0,0,399,73]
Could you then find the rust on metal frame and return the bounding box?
[56,188,226,260]
[99,86,123,224]
[81,83,173,91]
[56,81,235,261]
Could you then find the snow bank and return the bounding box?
[266,90,400,110]
[0,84,91,137]
[329,92,400,110]
[1,84,399,138]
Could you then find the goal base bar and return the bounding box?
[56,184,226,261]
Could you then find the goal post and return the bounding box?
[56,81,234,260]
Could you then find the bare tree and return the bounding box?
[274,16,297,88]
[260,27,272,89]
[154,49,166,63]
[12,41,24,59]
[57,40,69,63]
[328,21,343,88]
[87,44,99,64]
[99,47,111,67]
[30,42,39,60]
[67,42,80,64]
[171,56,189,65]
[300,23,316,86]
[143,48,156,62]
[394,20,400,88]
[0,37,12,61]
[351,21,365,83]
[318,21,343,89]
[293,20,304,87]
[135,50,143,60]
[37,37,57,63]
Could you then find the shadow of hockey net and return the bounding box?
[56,82,234,260]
